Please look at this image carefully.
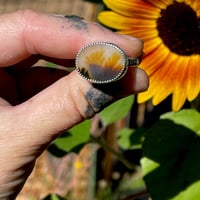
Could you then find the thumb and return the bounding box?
[0,67,148,199]
[9,68,148,154]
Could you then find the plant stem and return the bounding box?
[90,136,138,171]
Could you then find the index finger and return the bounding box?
[0,10,143,67]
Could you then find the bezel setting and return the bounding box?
[75,41,138,84]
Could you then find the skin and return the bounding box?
[0,10,148,199]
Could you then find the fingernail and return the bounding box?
[135,68,149,92]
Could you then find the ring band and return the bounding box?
[75,42,139,84]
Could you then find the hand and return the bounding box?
[0,10,148,199]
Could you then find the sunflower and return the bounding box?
[98,0,200,111]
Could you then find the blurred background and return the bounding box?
[0,0,101,20]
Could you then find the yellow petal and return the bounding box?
[141,43,170,75]
[144,37,164,55]
[186,55,200,101]
[118,26,158,39]
[146,0,173,9]
[98,11,157,30]
[103,0,160,18]
[177,0,200,14]
[171,57,188,111]
[151,56,176,105]
[137,80,155,103]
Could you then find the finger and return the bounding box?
[94,67,149,98]
[0,10,143,66]
[0,97,11,106]
[0,9,145,145]
[6,68,147,151]
[0,67,148,199]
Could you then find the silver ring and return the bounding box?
[75,42,139,84]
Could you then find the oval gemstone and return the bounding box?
[76,42,127,84]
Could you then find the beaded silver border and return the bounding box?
[75,41,139,84]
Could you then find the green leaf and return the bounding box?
[117,127,146,150]
[119,169,146,191]
[161,109,200,134]
[49,120,91,155]
[42,194,66,200]
[118,128,134,149]
[100,95,134,125]
[46,62,57,68]
[33,61,73,72]
[141,114,200,200]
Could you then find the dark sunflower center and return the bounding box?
[157,1,200,55]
